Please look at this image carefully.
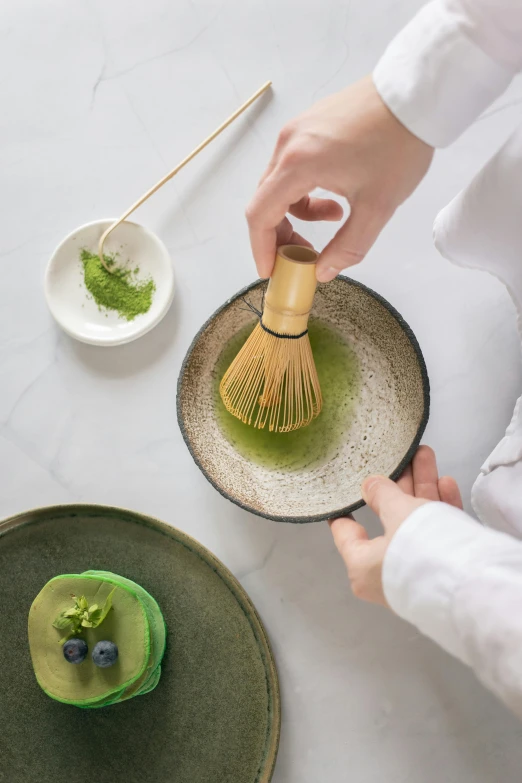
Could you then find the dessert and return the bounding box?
[28,570,166,708]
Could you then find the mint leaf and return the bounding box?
[100,587,116,619]
[53,613,73,630]
[91,587,116,628]
[53,599,83,639]
[53,589,116,642]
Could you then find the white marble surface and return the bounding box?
[2,0,522,780]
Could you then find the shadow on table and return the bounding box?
[155,90,273,236]
[69,295,181,378]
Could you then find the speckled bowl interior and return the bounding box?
[177,277,429,523]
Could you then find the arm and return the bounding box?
[247,0,522,279]
[384,501,522,716]
[331,448,522,718]
[373,0,520,147]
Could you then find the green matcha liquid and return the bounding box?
[213,319,360,472]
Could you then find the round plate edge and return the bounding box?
[0,502,281,783]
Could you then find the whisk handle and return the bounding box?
[262,245,319,335]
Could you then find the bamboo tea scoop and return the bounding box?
[98,80,272,271]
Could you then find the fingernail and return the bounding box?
[361,475,383,499]
[327,514,354,526]
[316,266,338,283]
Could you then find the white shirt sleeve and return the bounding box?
[383,502,522,717]
[373,0,522,147]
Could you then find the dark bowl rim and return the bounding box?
[176,275,430,524]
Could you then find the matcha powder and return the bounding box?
[80,249,156,321]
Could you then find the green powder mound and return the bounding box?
[80,249,155,321]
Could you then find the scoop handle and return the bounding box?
[98,80,272,269]
[262,245,319,335]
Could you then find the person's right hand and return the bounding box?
[246,76,434,280]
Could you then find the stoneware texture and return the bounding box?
[0,504,280,783]
[178,276,429,522]
[4,0,522,780]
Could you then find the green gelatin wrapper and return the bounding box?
[27,570,167,708]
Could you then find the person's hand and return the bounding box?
[329,446,463,606]
[246,76,434,280]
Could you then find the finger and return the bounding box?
[397,463,414,496]
[438,476,463,509]
[258,157,278,188]
[412,445,440,501]
[343,536,389,605]
[316,202,390,282]
[329,517,371,568]
[330,516,369,560]
[328,513,354,525]
[289,195,344,222]
[274,217,312,250]
[361,475,426,534]
[246,170,313,278]
[258,125,294,186]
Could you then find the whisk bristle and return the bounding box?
[219,322,322,433]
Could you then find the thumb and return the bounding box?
[329,516,369,559]
[362,475,427,535]
[316,202,389,283]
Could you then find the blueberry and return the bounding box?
[92,640,118,668]
[63,638,88,664]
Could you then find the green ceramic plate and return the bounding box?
[0,505,280,783]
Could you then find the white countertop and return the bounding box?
[3,0,522,779]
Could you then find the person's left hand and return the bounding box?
[329,446,463,606]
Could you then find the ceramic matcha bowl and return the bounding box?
[177,276,429,523]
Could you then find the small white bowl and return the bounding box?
[45,219,174,346]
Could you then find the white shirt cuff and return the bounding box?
[373,1,514,147]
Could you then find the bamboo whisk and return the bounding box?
[220,245,322,433]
